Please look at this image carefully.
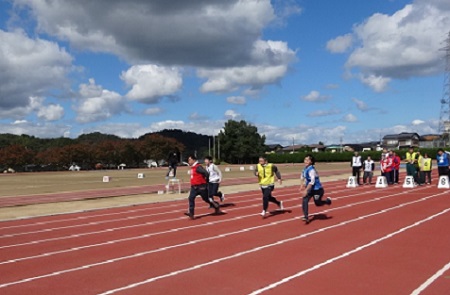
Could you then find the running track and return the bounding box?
[0,178,449,294]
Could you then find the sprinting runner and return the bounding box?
[204,156,225,203]
[255,156,283,218]
[300,154,332,224]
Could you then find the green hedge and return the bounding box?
[266,148,440,163]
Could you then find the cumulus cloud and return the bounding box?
[0,120,71,138]
[13,0,278,67]
[331,0,450,91]
[0,29,72,117]
[302,90,331,102]
[74,79,127,123]
[360,75,391,92]
[412,119,425,125]
[121,65,182,103]
[227,96,247,105]
[326,34,353,53]
[198,40,297,93]
[343,113,358,122]
[352,98,369,112]
[224,109,241,120]
[37,104,64,121]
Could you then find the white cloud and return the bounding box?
[224,109,241,120]
[37,104,64,121]
[74,79,127,123]
[326,34,353,53]
[330,0,450,90]
[227,96,247,105]
[343,113,358,122]
[144,107,163,116]
[121,65,182,103]
[302,90,331,102]
[0,121,71,138]
[412,119,425,125]
[352,98,369,112]
[0,29,72,117]
[360,75,391,92]
[198,40,297,93]
[13,0,278,67]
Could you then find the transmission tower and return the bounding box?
[438,32,450,136]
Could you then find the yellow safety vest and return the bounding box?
[405,152,417,163]
[422,158,432,171]
[257,163,275,186]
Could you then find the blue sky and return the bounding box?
[0,0,448,146]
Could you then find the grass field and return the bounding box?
[0,162,349,197]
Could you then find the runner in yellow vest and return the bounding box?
[255,156,284,218]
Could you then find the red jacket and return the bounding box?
[393,155,401,170]
[381,157,393,173]
[190,162,207,186]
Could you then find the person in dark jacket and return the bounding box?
[166,152,179,179]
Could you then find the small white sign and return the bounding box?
[438,175,450,189]
[402,176,415,188]
[375,176,387,188]
[346,176,358,188]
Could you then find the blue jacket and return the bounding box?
[302,165,322,190]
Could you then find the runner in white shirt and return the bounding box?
[204,156,225,203]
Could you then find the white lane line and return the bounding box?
[247,208,450,295]
[0,186,416,265]
[52,192,446,294]
[0,182,370,241]
[0,180,356,230]
[0,188,268,230]
[410,261,450,295]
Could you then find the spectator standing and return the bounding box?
[363,156,375,185]
[392,151,401,184]
[380,153,393,185]
[351,151,362,185]
[166,152,179,179]
[405,147,419,184]
[436,149,450,178]
[421,153,432,184]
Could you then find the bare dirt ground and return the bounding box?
[0,162,350,221]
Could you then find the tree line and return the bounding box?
[0,120,267,171]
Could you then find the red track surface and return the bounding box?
[0,176,449,294]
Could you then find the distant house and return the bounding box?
[280,144,307,154]
[307,144,325,152]
[382,132,420,149]
[265,144,283,153]
[419,134,444,148]
[325,145,344,153]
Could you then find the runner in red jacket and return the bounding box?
[184,155,221,220]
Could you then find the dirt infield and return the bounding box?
[0,162,350,221]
